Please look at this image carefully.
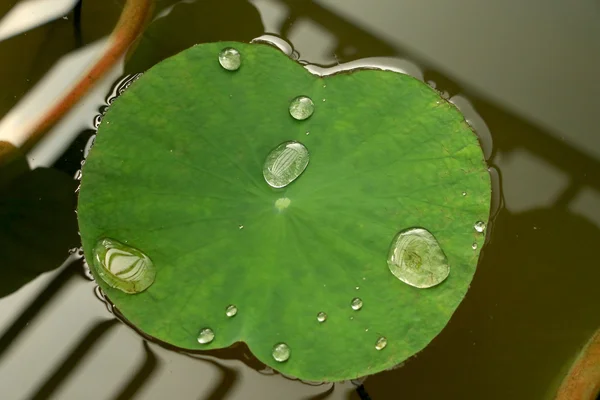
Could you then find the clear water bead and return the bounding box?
[289,96,314,120]
[272,343,290,362]
[317,312,327,323]
[218,47,241,71]
[226,305,238,317]
[197,328,215,344]
[472,243,478,250]
[263,141,309,188]
[387,227,450,288]
[375,337,388,350]
[92,238,156,294]
[474,221,486,233]
[351,297,363,311]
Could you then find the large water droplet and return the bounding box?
[226,305,238,317]
[317,312,327,323]
[375,337,388,350]
[197,328,215,344]
[387,228,450,288]
[92,238,156,294]
[289,96,314,120]
[351,297,363,311]
[272,343,290,362]
[263,141,309,188]
[474,221,486,233]
[218,47,241,71]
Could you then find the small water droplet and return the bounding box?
[305,131,310,135]
[263,141,309,188]
[462,191,467,196]
[92,238,156,294]
[218,47,241,71]
[74,170,82,180]
[387,227,449,288]
[322,98,326,102]
[375,337,387,350]
[472,243,478,250]
[355,286,360,290]
[474,221,486,233]
[351,297,363,311]
[272,343,290,362]
[197,328,215,344]
[239,225,244,230]
[323,84,327,88]
[317,312,327,323]
[289,96,314,120]
[226,305,237,317]
[365,328,369,332]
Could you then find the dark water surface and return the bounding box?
[1,1,599,399]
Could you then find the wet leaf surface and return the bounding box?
[78,42,490,381]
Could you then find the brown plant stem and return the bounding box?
[555,328,600,400]
[19,0,152,154]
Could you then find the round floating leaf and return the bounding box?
[78,42,491,381]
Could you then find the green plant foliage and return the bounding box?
[78,42,491,381]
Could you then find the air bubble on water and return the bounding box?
[474,221,486,233]
[263,141,309,188]
[289,96,314,120]
[226,305,238,317]
[218,47,241,71]
[375,337,388,350]
[317,312,327,323]
[387,227,450,288]
[84,135,96,159]
[351,297,363,311]
[74,170,82,180]
[92,238,156,294]
[272,343,290,362]
[197,328,215,344]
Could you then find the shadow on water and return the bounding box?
[0,143,80,299]
[112,341,160,400]
[125,0,265,73]
[29,319,119,400]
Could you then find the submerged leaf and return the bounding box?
[78,42,491,381]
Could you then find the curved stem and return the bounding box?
[19,0,152,154]
[555,328,600,400]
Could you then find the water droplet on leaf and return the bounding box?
[92,238,156,294]
[474,221,486,233]
[225,305,237,317]
[197,328,215,344]
[289,96,314,120]
[472,243,478,250]
[263,141,309,188]
[272,343,290,362]
[462,191,467,196]
[387,228,450,288]
[375,337,387,350]
[317,312,327,323]
[218,47,241,71]
[351,297,363,311]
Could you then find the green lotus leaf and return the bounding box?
[78,41,491,381]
